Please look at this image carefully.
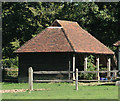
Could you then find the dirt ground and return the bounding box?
[0,88,50,93]
[1,82,115,93]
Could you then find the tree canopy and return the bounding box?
[2,2,120,59]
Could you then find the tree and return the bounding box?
[55,2,119,46]
[2,2,119,61]
[2,2,64,58]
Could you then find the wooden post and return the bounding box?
[114,71,117,79]
[118,47,120,71]
[84,55,87,71]
[113,71,117,80]
[73,54,75,80]
[84,55,87,79]
[112,68,117,80]
[69,60,71,80]
[107,57,111,78]
[29,67,33,91]
[96,56,100,81]
[76,68,78,91]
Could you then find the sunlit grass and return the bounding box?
[2,82,118,99]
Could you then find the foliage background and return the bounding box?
[2,2,120,68]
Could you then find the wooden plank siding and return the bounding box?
[18,52,117,83]
[18,52,73,82]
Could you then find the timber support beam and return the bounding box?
[96,55,100,81]
[107,56,111,79]
[73,54,75,80]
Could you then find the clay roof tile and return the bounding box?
[15,20,114,55]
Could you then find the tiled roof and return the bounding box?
[113,40,120,47]
[52,20,114,54]
[15,20,114,54]
[15,28,73,53]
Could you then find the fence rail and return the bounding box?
[34,71,72,74]
[78,70,118,73]
[3,68,18,71]
[78,80,111,82]
[2,68,18,82]
[34,70,118,74]
[34,80,73,82]
[28,67,118,91]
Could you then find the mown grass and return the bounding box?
[2,82,118,99]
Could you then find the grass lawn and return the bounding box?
[1,82,118,99]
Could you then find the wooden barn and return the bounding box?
[15,20,116,83]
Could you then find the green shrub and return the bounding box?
[2,57,18,68]
[7,70,18,78]
[79,55,97,80]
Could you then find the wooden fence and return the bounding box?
[2,68,18,82]
[28,67,118,91]
[28,67,78,91]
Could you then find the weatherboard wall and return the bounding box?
[18,52,74,82]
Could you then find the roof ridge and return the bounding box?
[57,19,77,23]
[61,28,75,52]
[48,26,63,28]
[113,40,120,46]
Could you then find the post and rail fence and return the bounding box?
[2,68,18,82]
[29,67,33,91]
[28,67,118,91]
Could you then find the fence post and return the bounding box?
[96,56,100,82]
[29,67,33,91]
[76,68,78,90]
[73,54,75,80]
[107,57,111,79]
[113,71,117,79]
[69,60,71,80]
